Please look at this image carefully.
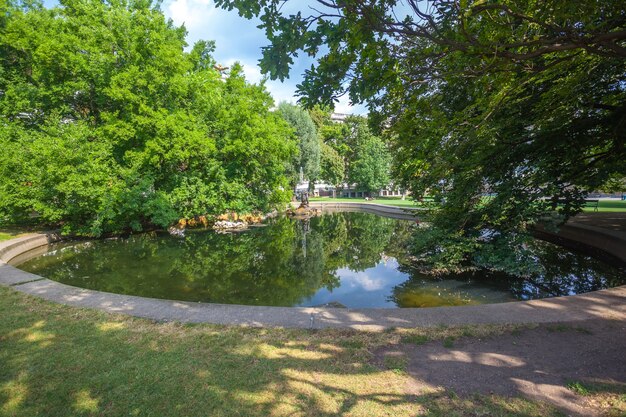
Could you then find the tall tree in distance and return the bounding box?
[309,105,345,189]
[278,102,320,188]
[308,106,390,194]
[347,119,391,194]
[319,143,345,190]
[600,175,626,199]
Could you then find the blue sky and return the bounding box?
[162,0,367,113]
[161,0,419,115]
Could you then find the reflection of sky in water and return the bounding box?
[299,257,521,308]
[299,258,409,308]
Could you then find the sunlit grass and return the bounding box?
[0,286,611,416]
[0,376,27,415]
[311,196,626,212]
[73,389,99,413]
[0,232,21,242]
[566,380,626,416]
[582,199,626,212]
[0,226,42,242]
[309,196,422,208]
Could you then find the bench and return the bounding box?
[585,199,599,211]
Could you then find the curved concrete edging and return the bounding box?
[0,233,62,274]
[1,208,625,330]
[535,222,626,264]
[307,201,422,221]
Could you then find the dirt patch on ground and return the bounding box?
[377,319,626,416]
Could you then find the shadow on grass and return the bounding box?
[381,319,626,417]
[1,286,623,416]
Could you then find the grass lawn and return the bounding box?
[0,233,14,242]
[311,197,626,212]
[583,199,626,213]
[0,286,588,417]
[310,197,422,208]
[0,229,35,242]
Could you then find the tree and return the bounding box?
[308,105,345,188]
[214,0,626,103]
[308,107,390,193]
[600,175,626,198]
[348,123,390,193]
[319,142,344,188]
[277,102,320,187]
[0,0,295,236]
[215,0,626,270]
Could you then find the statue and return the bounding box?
[287,190,318,218]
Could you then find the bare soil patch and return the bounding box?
[377,319,626,416]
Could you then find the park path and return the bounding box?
[378,319,626,417]
[569,212,626,232]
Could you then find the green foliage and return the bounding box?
[0,0,295,235]
[410,225,547,276]
[600,175,626,195]
[320,142,344,187]
[214,0,626,270]
[567,381,591,396]
[310,105,346,187]
[277,102,320,185]
[349,129,391,193]
[310,108,391,193]
[339,116,391,193]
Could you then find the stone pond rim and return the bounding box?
[1,203,624,330]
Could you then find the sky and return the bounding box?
[162,0,367,114]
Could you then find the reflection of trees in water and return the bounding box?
[23,214,624,307]
[24,213,412,306]
[158,217,338,305]
[507,240,626,300]
[389,238,626,306]
[313,212,400,272]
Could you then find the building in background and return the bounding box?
[294,113,408,199]
[295,181,408,199]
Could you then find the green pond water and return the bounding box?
[16,212,626,308]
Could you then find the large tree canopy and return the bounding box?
[215,0,625,103]
[0,0,295,236]
[216,0,626,269]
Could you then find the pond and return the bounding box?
[15,212,626,308]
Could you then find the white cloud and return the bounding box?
[166,0,215,31]
[338,269,386,291]
[162,0,368,114]
[335,94,368,115]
